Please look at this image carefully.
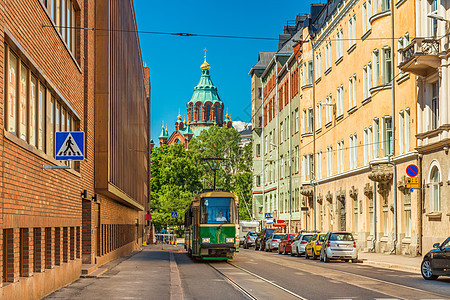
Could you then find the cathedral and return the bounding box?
[159,53,233,148]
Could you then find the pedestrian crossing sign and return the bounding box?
[55,132,85,161]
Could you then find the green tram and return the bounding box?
[184,189,239,260]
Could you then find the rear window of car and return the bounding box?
[266,229,275,236]
[319,234,326,241]
[302,235,312,241]
[288,234,296,239]
[330,233,354,241]
[273,234,285,239]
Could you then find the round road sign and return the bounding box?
[406,164,419,177]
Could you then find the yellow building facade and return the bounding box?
[250,0,443,256]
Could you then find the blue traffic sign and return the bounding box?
[171,212,177,218]
[406,164,419,177]
[55,132,85,161]
[264,213,272,219]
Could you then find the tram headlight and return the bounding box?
[226,238,234,243]
[202,238,210,243]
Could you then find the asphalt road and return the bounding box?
[44,245,450,300]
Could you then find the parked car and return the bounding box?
[305,232,327,260]
[265,233,286,252]
[291,233,314,256]
[278,233,298,255]
[421,237,450,280]
[255,228,276,251]
[243,232,257,249]
[320,232,358,263]
[239,221,259,245]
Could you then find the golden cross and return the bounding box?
[204,48,207,59]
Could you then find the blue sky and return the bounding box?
[133,0,317,142]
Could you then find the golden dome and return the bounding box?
[177,109,182,120]
[200,48,210,70]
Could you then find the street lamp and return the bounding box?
[427,12,447,22]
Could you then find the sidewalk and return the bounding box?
[358,251,422,273]
[45,244,182,300]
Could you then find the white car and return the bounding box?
[291,233,314,256]
[320,232,358,263]
[265,233,286,252]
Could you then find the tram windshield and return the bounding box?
[200,197,234,224]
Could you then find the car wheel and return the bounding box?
[290,250,295,256]
[283,247,287,255]
[312,249,317,260]
[344,259,349,262]
[421,259,439,280]
[351,257,358,263]
[323,252,329,263]
[305,249,309,259]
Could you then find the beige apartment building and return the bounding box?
[251,0,448,256]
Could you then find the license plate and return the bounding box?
[337,244,339,247]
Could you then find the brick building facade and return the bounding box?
[0,0,149,298]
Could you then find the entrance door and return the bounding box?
[339,197,346,231]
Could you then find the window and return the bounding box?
[383,117,393,156]
[44,0,77,55]
[316,104,322,129]
[256,175,261,186]
[336,29,343,60]
[317,151,323,179]
[307,61,313,84]
[363,65,371,100]
[302,109,306,133]
[308,108,314,133]
[428,0,438,37]
[30,76,37,147]
[404,191,411,238]
[405,109,410,152]
[281,156,284,178]
[315,53,322,79]
[326,146,333,177]
[325,95,333,124]
[258,87,262,98]
[381,0,390,11]
[280,121,284,141]
[308,154,314,181]
[256,144,261,156]
[430,166,441,212]
[264,135,268,154]
[295,108,299,132]
[337,140,344,173]
[373,118,380,158]
[295,146,299,173]
[7,51,18,135]
[363,1,372,33]
[348,15,356,49]
[431,82,439,130]
[369,194,374,235]
[302,155,307,181]
[373,50,380,87]
[336,85,344,116]
[382,47,392,84]
[201,198,234,224]
[364,128,369,165]
[325,42,332,70]
[348,75,356,109]
[349,134,357,169]
[373,0,379,15]
[383,204,388,236]
[399,111,404,154]
[368,126,373,161]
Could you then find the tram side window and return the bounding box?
[201,198,234,224]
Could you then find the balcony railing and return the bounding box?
[398,38,440,77]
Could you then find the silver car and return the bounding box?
[320,232,358,263]
[265,233,286,252]
[291,233,314,256]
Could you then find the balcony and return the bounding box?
[398,38,440,77]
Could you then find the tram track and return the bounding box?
[207,261,308,300]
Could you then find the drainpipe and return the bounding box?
[260,78,265,222]
[418,153,423,255]
[311,39,317,231]
[287,63,292,234]
[389,0,397,255]
[369,162,377,252]
[387,155,397,254]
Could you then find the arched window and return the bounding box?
[206,104,211,121]
[430,166,441,212]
